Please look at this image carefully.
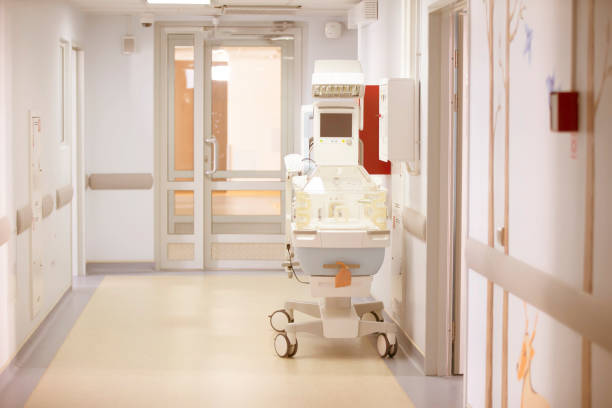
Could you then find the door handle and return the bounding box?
[205,138,217,177]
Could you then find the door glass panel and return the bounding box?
[170,44,194,181]
[211,46,282,172]
[168,190,194,234]
[212,190,281,216]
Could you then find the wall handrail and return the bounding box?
[402,207,427,241]
[88,173,153,190]
[0,216,9,246]
[56,185,74,209]
[467,239,612,353]
[16,206,33,235]
[42,194,54,218]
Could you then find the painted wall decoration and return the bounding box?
[499,1,526,405]
[517,304,549,408]
[468,0,612,407]
[481,1,497,406]
[592,21,611,112]
[523,24,533,64]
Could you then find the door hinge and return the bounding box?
[452,93,458,112]
[453,48,458,68]
[451,321,456,341]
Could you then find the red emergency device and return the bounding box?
[359,85,391,175]
[550,91,579,132]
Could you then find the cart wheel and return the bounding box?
[377,333,390,358]
[288,339,299,357]
[388,340,399,358]
[361,311,383,322]
[269,309,293,332]
[274,333,290,357]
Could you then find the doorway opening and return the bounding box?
[156,25,300,270]
[71,46,85,277]
[426,1,469,376]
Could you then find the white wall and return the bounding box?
[358,0,404,83]
[0,0,13,370]
[85,15,155,263]
[466,0,612,405]
[0,0,84,370]
[358,0,403,317]
[358,0,428,354]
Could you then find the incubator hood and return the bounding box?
[293,165,387,231]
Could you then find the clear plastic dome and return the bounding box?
[292,165,387,231]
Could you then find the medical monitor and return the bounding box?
[312,101,359,166]
[320,113,353,139]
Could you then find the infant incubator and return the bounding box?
[269,60,398,359]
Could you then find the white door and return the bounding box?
[30,112,44,317]
[159,27,296,270]
[160,31,205,269]
[203,34,295,269]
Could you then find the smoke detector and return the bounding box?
[140,13,155,28]
[324,22,342,39]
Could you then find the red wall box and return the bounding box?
[360,85,391,175]
[550,91,579,132]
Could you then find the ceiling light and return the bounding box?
[219,5,301,15]
[268,36,294,41]
[146,0,211,5]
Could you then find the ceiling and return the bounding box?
[68,0,360,15]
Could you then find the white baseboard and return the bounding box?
[382,310,425,373]
[86,262,155,275]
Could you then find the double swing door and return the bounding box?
[160,27,295,270]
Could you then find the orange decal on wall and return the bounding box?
[517,304,549,408]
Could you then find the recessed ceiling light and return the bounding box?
[146,0,211,4]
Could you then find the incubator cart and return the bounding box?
[269,60,397,358]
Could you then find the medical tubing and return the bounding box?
[286,244,309,285]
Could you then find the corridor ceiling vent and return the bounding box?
[347,0,377,29]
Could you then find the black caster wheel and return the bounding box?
[376,333,390,357]
[361,311,384,322]
[388,341,398,358]
[288,339,298,357]
[377,333,398,358]
[269,309,293,332]
[274,333,297,358]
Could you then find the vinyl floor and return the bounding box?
[24,274,416,408]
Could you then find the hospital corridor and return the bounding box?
[0,0,611,407]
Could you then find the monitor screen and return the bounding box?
[320,113,353,138]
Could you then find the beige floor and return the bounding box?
[26,274,415,408]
